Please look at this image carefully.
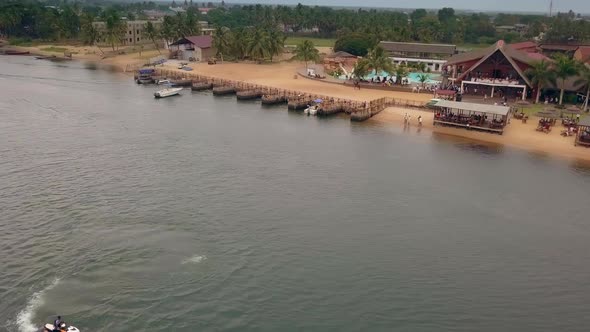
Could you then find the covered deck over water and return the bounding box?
[575,117,590,147]
[433,100,510,134]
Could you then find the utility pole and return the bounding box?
[549,0,553,17]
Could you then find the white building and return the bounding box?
[379,41,457,73]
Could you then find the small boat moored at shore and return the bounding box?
[304,105,319,116]
[154,87,183,98]
[304,99,323,116]
[136,68,156,84]
[3,50,30,55]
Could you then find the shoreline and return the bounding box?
[370,107,590,163]
[3,43,589,162]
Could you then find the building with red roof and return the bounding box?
[170,35,216,62]
[509,41,538,53]
[574,46,590,65]
[445,40,546,100]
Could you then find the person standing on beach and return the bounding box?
[418,115,423,126]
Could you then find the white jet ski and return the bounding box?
[42,323,80,332]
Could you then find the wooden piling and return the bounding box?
[212,86,236,95]
[191,82,213,91]
[261,94,287,105]
[236,90,263,100]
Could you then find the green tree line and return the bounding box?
[526,55,590,109]
[2,1,590,46]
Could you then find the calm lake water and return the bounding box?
[1,57,590,332]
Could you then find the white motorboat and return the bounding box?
[156,79,171,85]
[154,87,183,98]
[304,105,318,116]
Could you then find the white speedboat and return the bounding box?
[156,79,171,85]
[154,87,183,98]
[42,323,80,332]
[304,105,318,116]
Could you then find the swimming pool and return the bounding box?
[341,70,441,84]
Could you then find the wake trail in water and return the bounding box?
[16,278,60,332]
[181,255,207,264]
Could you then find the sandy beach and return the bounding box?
[4,43,590,162]
[371,107,590,162]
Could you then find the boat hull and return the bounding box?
[4,50,30,55]
[154,88,183,98]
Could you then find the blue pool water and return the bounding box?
[340,70,441,84]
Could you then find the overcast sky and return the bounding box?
[230,0,588,14]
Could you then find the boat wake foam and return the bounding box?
[181,255,207,264]
[16,278,60,332]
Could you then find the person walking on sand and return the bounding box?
[418,115,423,126]
[404,113,408,125]
[407,114,412,126]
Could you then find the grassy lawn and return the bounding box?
[40,46,69,53]
[285,37,336,47]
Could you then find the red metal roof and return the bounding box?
[509,41,537,50]
[576,46,590,62]
[171,35,213,49]
[539,44,580,51]
[525,52,550,61]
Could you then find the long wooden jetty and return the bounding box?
[151,68,423,121]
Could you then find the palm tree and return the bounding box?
[160,16,176,49]
[267,28,285,62]
[553,54,579,105]
[105,11,125,51]
[294,39,319,70]
[364,46,394,77]
[174,13,187,40]
[575,65,590,112]
[394,64,408,85]
[145,21,162,55]
[213,26,232,63]
[417,73,430,88]
[415,62,427,72]
[352,58,370,80]
[145,21,161,54]
[246,28,268,63]
[525,60,557,104]
[81,23,105,56]
[230,28,248,60]
[183,8,200,36]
